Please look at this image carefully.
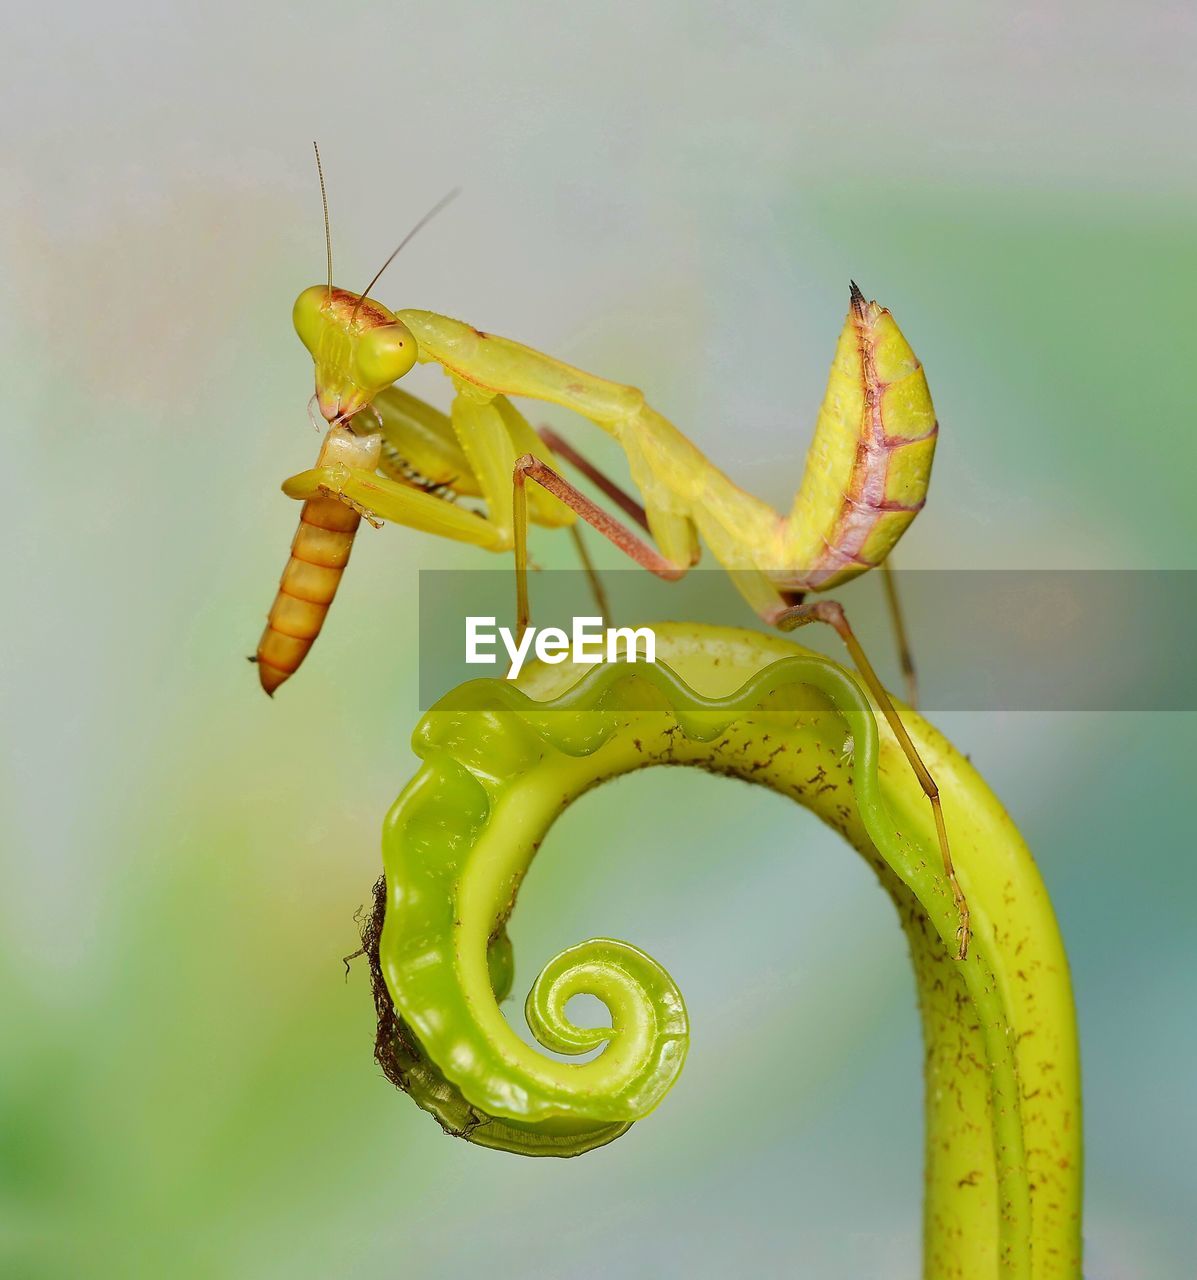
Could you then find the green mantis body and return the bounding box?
[273,278,935,630]
[255,157,933,700]
[366,626,1081,1278]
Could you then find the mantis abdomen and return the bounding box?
[256,426,381,694]
[779,285,938,593]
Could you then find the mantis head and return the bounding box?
[297,145,454,424]
[293,285,418,424]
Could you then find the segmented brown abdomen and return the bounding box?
[256,494,360,694]
[256,424,382,695]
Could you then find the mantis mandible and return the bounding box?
[254,149,968,957]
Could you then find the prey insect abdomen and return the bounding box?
[256,496,359,694]
[256,426,381,694]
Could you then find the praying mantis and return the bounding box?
[254,148,968,957]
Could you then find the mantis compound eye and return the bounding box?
[354,320,418,389]
[291,285,330,360]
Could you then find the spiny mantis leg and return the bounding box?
[880,559,919,709]
[512,453,685,644]
[774,598,970,960]
[282,464,505,548]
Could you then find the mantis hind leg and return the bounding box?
[537,426,650,531]
[537,424,656,626]
[773,597,969,960]
[567,525,611,624]
[511,453,686,644]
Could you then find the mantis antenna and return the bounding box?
[312,141,333,299]
[348,187,461,324]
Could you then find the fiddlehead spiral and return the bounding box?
[367,623,1081,1278]
[375,712,689,1153]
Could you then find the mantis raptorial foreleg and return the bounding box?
[775,598,968,958]
[283,464,505,548]
[282,390,575,550]
[373,385,480,496]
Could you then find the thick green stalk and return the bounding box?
[372,624,1081,1278]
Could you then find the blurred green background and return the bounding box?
[2,3,1194,1276]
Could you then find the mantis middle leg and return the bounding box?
[511,453,687,641]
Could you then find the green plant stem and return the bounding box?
[374,624,1081,1279]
